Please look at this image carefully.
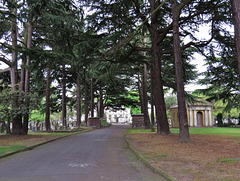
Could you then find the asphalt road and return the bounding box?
[0,125,167,181]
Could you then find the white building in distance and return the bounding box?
[105,108,131,123]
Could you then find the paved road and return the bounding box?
[0,125,167,181]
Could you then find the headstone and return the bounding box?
[88,117,101,128]
[132,114,144,128]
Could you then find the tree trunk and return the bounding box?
[62,65,67,128]
[20,58,26,92]
[231,0,240,84]
[90,79,94,117]
[76,75,81,127]
[84,82,89,125]
[149,0,170,134]
[98,89,104,118]
[45,67,51,132]
[171,0,190,143]
[142,64,150,129]
[150,73,155,127]
[137,72,144,113]
[22,21,33,135]
[10,3,22,135]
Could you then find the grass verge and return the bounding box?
[0,145,27,156]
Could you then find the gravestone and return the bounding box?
[88,117,101,128]
[132,114,144,128]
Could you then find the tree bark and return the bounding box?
[76,75,81,127]
[20,58,26,92]
[150,71,155,127]
[171,0,190,143]
[10,3,22,135]
[149,0,170,134]
[142,63,150,129]
[45,67,51,132]
[137,72,144,113]
[22,20,33,135]
[98,89,104,118]
[231,0,240,84]
[90,79,94,117]
[84,82,89,125]
[62,65,67,128]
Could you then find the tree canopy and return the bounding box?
[0,0,239,140]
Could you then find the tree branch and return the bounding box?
[17,32,26,46]
[134,47,151,52]
[178,0,191,11]
[160,37,213,55]
[0,55,12,66]
[0,67,11,73]
[132,0,151,28]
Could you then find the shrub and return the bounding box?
[100,119,108,127]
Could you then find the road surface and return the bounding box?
[0,125,167,181]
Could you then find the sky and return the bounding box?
[185,53,207,92]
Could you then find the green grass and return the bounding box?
[217,158,239,163]
[126,127,240,137]
[125,128,153,134]
[171,127,240,137]
[155,153,167,157]
[0,145,27,156]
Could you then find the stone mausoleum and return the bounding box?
[105,107,131,123]
[170,100,214,128]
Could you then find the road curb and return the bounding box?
[124,135,176,181]
[0,129,94,160]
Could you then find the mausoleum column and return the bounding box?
[209,110,212,126]
[205,110,208,127]
[194,110,197,127]
[189,109,193,127]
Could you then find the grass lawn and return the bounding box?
[127,127,240,137]
[171,127,240,137]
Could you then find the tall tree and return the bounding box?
[171,0,190,142]
[76,75,81,127]
[22,2,34,134]
[142,63,150,129]
[149,0,170,134]
[90,79,95,117]
[61,65,67,128]
[45,67,51,132]
[231,0,240,83]
[9,0,22,135]
[84,81,89,125]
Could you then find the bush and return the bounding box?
[100,119,109,127]
[223,123,235,127]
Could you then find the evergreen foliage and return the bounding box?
[0,0,239,136]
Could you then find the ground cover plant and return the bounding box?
[126,127,240,181]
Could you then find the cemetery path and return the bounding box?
[0,125,167,181]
